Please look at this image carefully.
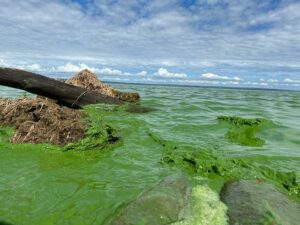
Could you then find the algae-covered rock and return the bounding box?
[221,180,300,225]
[218,116,271,146]
[110,174,190,225]
[173,186,228,225]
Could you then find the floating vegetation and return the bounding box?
[64,105,120,151]
[154,133,300,202]
[217,116,275,147]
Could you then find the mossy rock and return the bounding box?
[221,180,300,225]
[109,174,190,225]
[173,186,228,225]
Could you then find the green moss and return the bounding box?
[217,116,274,147]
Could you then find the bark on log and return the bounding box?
[0,67,124,108]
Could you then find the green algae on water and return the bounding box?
[64,105,121,151]
[218,116,274,147]
[1,84,300,225]
[157,135,300,202]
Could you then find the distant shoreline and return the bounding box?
[106,80,300,93]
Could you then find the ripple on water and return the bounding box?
[0,85,300,224]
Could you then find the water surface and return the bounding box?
[0,84,299,224]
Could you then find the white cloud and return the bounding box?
[155,68,187,78]
[26,63,41,71]
[0,59,9,67]
[137,71,147,76]
[56,63,99,73]
[99,67,123,76]
[267,79,278,83]
[283,78,300,84]
[201,73,241,81]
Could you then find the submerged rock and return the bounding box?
[221,180,300,225]
[110,174,190,225]
[125,104,157,114]
[66,69,140,103]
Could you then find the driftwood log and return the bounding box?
[0,67,124,108]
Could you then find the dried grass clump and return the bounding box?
[66,69,140,103]
[0,97,87,145]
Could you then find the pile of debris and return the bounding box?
[0,97,87,145]
[65,69,140,103]
[0,69,139,145]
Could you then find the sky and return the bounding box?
[0,0,300,89]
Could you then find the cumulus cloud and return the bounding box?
[56,63,98,73]
[99,67,123,76]
[260,78,278,83]
[283,78,300,84]
[137,71,147,76]
[155,68,187,78]
[201,73,241,81]
[26,64,42,71]
[0,58,9,67]
[51,63,148,77]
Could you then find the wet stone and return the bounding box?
[221,180,300,225]
[110,174,190,225]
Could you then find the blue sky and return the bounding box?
[0,0,299,89]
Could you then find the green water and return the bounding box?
[0,84,300,224]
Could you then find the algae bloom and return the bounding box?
[217,116,274,147]
[173,186,228,225]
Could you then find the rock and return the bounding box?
[125,104,157,113]
[221,180,300,225]
[66,69,140,103]
[109,174,190,225]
